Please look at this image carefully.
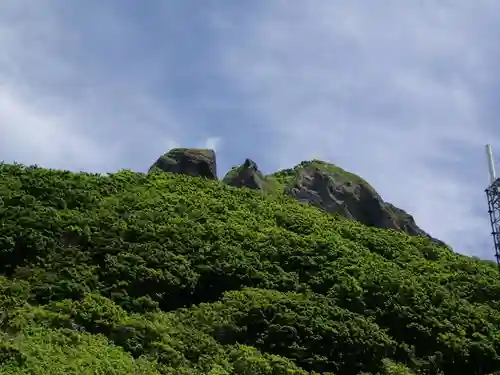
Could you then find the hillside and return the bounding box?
[162,149,445,246]
[1,162,500,374]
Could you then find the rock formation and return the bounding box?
[285,166,389,227]
[149,148,217,180]
[281,160,445,246]
[222,159,267,190]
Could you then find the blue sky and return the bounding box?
[1,1,500,259]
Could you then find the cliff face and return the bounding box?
[153,150,445,246]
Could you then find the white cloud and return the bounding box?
[203,136,222,151]
[0,1,186,173]
[0,85,108,171]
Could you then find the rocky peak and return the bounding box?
[276,160,446,246]
[149,148,217,180]
[222,158,267,190]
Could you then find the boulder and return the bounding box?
[149,148,217,180]
[223,159,266,190]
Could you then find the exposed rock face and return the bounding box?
[149,148,217,180]
[286,166,391,227]
[222,159,266,190]
[283,161,445,245]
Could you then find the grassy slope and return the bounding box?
[0,163,500,374]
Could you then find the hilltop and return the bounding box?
[155,149,446,246]
[0,153,499,374]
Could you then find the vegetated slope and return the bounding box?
[224,158,446,247]
[1,163,500,375]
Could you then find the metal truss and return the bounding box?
[486,178,500,271]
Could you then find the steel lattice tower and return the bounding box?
[486,179,500,271]
[485,145,500,272]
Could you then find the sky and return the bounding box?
[1,1,500,260]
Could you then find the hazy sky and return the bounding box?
[1,1,500,259]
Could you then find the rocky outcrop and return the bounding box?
[285,165,391,227]
[149,148,217,180]
[222,159,267,190]
[282,161,445,245]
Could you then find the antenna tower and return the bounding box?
[485,144,500,271]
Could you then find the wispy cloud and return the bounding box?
[0,85,107,171]
[1,1,499,258]
[203,137,222,151]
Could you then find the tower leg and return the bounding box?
[486,179,500,272]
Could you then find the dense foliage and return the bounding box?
[1,163,500,374]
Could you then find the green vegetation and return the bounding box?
[1,162,500,374]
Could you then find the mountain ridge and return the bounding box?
[151,148,447,247]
